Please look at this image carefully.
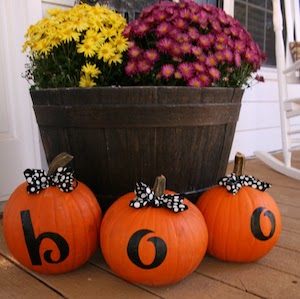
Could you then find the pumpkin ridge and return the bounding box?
[73,183,100,261]
[101,194,133,271]
[221,192,232,261]
[164,208,179,281]
[232,191,246,261]
[52,188,61,270]
[60,190,76,272]
[209,187,225,258]
[83,185,102,231]
[246,189,259,261]
[35,188,44,241]
[235,190,246,261]
[70,189,91,270]
[224,192,233,261]
[180,203,207,274]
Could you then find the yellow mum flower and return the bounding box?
[81,63,101,78]
[79,75,96,87]
[108,52,123,65]
[101,26,117,40]
[22,40,31,53]
[85,29,98,39]
[95,32,106,45]
[46,8,61,17]
[70,18,89,32]
[35,38,51,56]
[60,23,81,43]
[98,42,115,62]
[77,38,98,58]
[49,36,61,49]
[89,5,104,20]
[113,35,128,53]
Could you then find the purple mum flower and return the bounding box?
[178,62,194,80]
[161,64,175,79]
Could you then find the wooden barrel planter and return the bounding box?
[31,86,244,212]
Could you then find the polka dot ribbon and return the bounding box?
[129,182,188,213]
[24,167,78,194]
[218,173,271,195]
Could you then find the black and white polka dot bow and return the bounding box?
[129,182,188,213]
[218,173,271,195]
[24,167,78,194]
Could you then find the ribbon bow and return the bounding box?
[218,173,271,195]
[129,182,188,213]
[24,167,77,194]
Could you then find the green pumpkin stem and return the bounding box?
[47,152,74,176]
[233,152,245,176]
[153,175,166,197]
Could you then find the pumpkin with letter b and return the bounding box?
[196,152,281,262]
[3,153,102,274]
[100,175,208,286]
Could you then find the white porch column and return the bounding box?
[0,0,43,203]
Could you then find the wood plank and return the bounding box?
[196,256,300,299]
[34,104,240,128]
[257,246,300,277]
[89,251,259,299]
[281,216,300,234]
[141,271,259,299]
[277,229,300,252]
[33,263,160,299]
[0,255,62,299]
[277,203,300,219]
[268,186,300,208]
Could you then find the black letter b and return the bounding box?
[21,210,69,265]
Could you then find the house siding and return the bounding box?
[229,67,283,160]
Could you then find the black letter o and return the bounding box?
[127,229,167,269]
[251,207,276,241]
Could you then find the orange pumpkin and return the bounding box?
[196,153,281,262]
[3,153,102,274]
[100,175,208,286]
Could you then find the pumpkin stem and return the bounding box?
[233,152,245,176]
[47,152,74,176]
[153,175,166,197]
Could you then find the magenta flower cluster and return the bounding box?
[123,0,266,87]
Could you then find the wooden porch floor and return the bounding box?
[0,152,299,299]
